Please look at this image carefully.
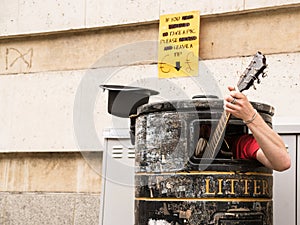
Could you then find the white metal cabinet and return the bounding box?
[273,135,297,225]
[99,127,299,225]
[100,129,135,225]
[297,135,300,225]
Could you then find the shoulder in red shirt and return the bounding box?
[233,134,260,160]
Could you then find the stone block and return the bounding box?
[0,153,102,193]
[0,193,100,225]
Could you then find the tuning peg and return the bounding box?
[239,71,245,78]
[262,71,267,78]
[257,78,261,84]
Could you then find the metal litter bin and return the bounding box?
[134,98,274,225]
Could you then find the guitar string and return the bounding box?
[202,111,231,158]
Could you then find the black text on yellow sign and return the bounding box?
[158,11,200,78]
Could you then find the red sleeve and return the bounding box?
[234,134,260,160]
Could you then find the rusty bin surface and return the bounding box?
[134,99,274,225]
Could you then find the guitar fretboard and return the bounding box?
[201,110,231,158]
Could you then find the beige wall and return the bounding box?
[1,6,300,75]
[0,7,299,152]
[1,0,300,36]
[0,1,299,224]
[0,152,101,192]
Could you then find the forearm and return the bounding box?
[224,86,291,171]
[246,114,291,171]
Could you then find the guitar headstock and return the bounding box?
[237,51,267,92]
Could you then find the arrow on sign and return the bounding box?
[175,61,181,71]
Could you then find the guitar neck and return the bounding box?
[198,52,267,160]
[202,110,231,158]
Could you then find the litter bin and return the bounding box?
[134,98,274,225]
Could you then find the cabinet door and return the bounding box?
[273,135,296,225]
[100,138,135,225]
[295,135,300,224]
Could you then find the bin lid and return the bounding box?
[137,98,275,117]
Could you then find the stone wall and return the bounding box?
[0,0,299,224]
[0,152,102,224]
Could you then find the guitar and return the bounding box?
[188,51,267,167]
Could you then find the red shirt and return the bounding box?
[233,134,260,160]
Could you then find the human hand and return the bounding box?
[224,86,256,122]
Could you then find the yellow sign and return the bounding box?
[158,11,200,78]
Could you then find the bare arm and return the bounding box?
[224,86,291,171]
